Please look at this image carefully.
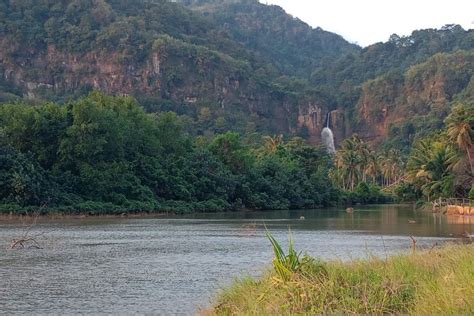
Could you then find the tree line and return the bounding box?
[2,92,377,214]
[331,101,474,202]
[3,92,468,214]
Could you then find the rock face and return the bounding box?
[0,0,363,146]
[0,36,338,142]
[297,103,324,143]
[297,105,348,144]
[2,35,471,147]
[446,205,474,216]
[1,1,471,148]
[0,41,160,97]
[355,51,474,144]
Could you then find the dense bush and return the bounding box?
[0,93,341,214]
[349,182,392,204]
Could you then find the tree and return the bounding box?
[445,103,473,174]
[406,137,457,200]
[334,136,362,191]
[209,132,252,174]
[262,134,283,154]
[364,152,379,184]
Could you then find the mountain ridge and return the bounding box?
[0,0,472,148]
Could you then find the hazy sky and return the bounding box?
[258,0,473,47]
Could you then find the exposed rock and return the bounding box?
[355,51,473,144]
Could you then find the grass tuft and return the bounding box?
[265,228,303,282]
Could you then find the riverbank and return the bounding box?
[207,243,474,315]
[0,199,393,218]
[0,211,173,221]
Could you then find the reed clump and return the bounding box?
[209,241,474,315]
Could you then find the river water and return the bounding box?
[0,204,472,315]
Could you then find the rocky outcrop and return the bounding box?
[0,41,162,98]
[0,36,337,143]
[355,51,474,144]
[297,105,348,144]
[446,205,474,216]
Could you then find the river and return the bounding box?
[0,204,472,315]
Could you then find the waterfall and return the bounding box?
[321,112,336,155]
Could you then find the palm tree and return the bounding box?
[445,103,473,174]
[343,149,362,191]
[364,151,379,184]
[262,134,283,154]
[388,149,404,184]
[407,138,457,200]
[336,136,363,191]
[351,134,371,182]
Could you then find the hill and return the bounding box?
[0,0,472,146]
[0,0,356,141]
[356,50,473,146]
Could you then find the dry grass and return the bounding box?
[208,244,474,315]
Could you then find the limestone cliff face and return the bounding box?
[297,103,323,143]
[0,36,242,105]
[297,104,348,145]
[4,41,469,148]
[0,36,335,142]
[356,76,400,141]
[356,51,473,144]
[0,41,162,98]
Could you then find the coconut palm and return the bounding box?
[262,134,283,154]
[388,149,404,184]
[445,103,473,174]
[364,151,379,184]
[351,135,372,182]
[335,135,364,191]
[407,138,457,200]
[379,152,392,186]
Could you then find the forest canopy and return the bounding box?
[0,92,367,214]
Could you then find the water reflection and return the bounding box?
[174,204,471,238]
[0,204,472,315]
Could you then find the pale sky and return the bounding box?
[259,0,473,47]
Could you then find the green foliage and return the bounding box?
[363,50,473,155]
[0,92,341,214]
[212,244,474,315]
[394,182,421,202]
[0,143,58,206]
[406,134,460,200]
[179,0,358,78]
[469,185,474,200]
[330,134,400,202]
[350,182,391,204]
[265,229,302,282]
[313,26,474,102]
[0,0,472,145]
[1,1,472,208]
[400,100,473,201]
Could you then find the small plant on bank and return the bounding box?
[265,228,303,281]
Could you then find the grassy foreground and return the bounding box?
[208,244,474,315]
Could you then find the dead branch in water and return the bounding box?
[9,207,46,250]
[10,237,43,249]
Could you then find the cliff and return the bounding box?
[356,51,474,144]
[0,0,472,147]
[0,0,355,142]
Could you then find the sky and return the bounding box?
[258,0,473,47]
